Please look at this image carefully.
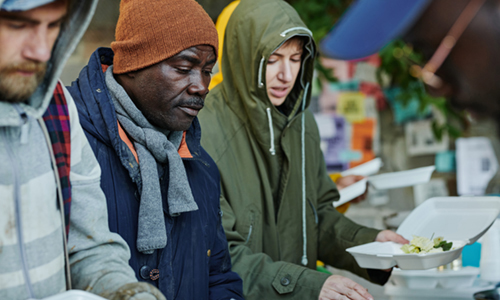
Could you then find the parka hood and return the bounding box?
[0,0,98,127]
[217,0,316,131]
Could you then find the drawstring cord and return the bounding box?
[280,26,313,37]
[38,118,72,290]
[258,57,265,88]
[301,82,310,266]
[266,108,276,155]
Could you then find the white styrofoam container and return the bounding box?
[42,290,106,300]
[334,178,368,207]
[341,158,383,177]
[390,267,480,289]
[368,165,435,190]
[347,197,500,270]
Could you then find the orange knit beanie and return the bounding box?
[111,0,218,74]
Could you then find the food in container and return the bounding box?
[400,235,453,254]
[346,197,500,270]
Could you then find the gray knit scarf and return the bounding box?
[105,66,198,254]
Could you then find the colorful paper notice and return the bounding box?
[337,92,366,123]
[314,114,350,172]
[350,119,375,168]
[360,82,387,110]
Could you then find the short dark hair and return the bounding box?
[281,36,307,50]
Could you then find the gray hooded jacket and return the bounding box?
[0,1,139,299]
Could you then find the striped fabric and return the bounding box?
[42,83,72,236]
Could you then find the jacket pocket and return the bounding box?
[242,204,260,247]
[244,211,255,245]
[308,199,318,225]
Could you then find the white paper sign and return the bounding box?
[314,113,336,139]
[354,62,378,84]
[405,120,449,156]
[456,137,499,196]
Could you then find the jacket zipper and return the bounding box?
[3,126,35,298]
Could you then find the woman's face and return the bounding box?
[266,39,303,106]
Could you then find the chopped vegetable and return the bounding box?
[401,235,453,254]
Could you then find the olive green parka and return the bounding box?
[199,0,389,298]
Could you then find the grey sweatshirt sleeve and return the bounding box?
[62,85,138,295]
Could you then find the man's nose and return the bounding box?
[22,27,52,63]
[188,73,210,96]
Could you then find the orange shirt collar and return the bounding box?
[117,121,193,164]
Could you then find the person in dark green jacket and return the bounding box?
[198,0,409,299]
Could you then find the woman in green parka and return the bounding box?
[198,0,408,299]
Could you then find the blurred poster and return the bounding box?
[337,92,366,123]
[315,114,350,172]
[360,82,387,110]
[316,55,382,172]
[405,119,448,156]
[354,62,378,84]
[350,119,375,168]
[365,97,381,154]
[456,137,498,196]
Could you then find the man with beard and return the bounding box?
[0,0,165,299]
[66,0,244,299]
[321,0,500,128]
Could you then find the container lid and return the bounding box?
[397,197,500,244]
[368,165,435,190]
[341,157,383,177]
[335,178,368,207]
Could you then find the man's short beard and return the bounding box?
[0,61,47,103]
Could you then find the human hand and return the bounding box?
[375,230,409,272]
[319,275,373,300]
[336,175,367,203]
[375,230,409,245]
[103,282,166,300]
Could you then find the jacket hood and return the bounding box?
[0,0,98,127]
[217,0,316,132]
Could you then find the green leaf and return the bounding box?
[434,241,453,251]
